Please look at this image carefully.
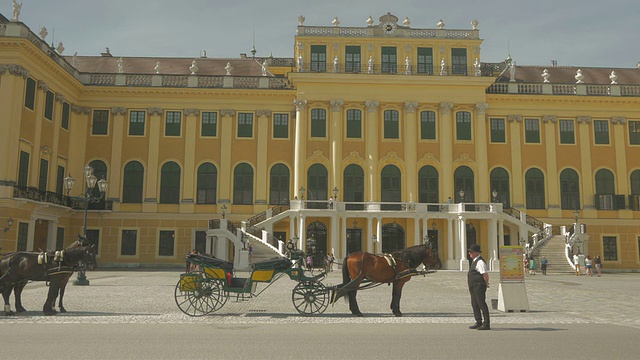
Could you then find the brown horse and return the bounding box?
[333,243,441,317]
[0,237,96,316]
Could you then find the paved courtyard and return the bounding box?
[3,267,639,329]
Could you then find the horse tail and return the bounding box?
[342,256,350,285]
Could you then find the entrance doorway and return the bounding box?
[33,219,49,251]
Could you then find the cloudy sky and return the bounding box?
[6,0,639,68]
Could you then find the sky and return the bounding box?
[5,0,640,68]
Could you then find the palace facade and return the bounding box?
[1,12,639,270]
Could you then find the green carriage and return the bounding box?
[174,251,329,317]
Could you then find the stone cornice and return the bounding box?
[111,107,126,115]
[184,108,200,116]
[148,107,163,116]
[0,63,30,78]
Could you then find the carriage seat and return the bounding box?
[228,277,249,289]
[252,257,292,271]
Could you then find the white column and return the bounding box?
[340,216,347,259]
[298,216,306,250]
[376,217,382,253]
[330,214,338,258]
[367,217,374,253]
[413,218,420,246]
[447,217,454,262]
[293,99,307,194]
[499,219,505,247]
[488,218,498,271]
[459,216,467,271]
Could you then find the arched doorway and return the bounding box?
[306,221,327,267]
[382,222,405,253]
[466,223,477,262]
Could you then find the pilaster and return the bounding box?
[508,115,524,208]
[29,80,48,186]
[475,103,489,202]
[219,109,235,204]
[181,108,199,213]
[255,109,271,207]
[612,117,631,218]
[542,116,561,216]
[108,107,126,207]
[293,99,307,195]
[330,99,343,193]
[365,100,379,201]
[439,102,454,199]
[0,68,26,184]
[577,116,595,213]
[143,107,163,212]
[404,101,418,202]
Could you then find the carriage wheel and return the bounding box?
[174,275,227,317]
[291,280,329,316]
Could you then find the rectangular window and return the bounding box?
[61,102,70,130]
[525,118,540,143]
[381,47,397,73]
[38,158,48,192]
[17,222,29,251]
[237,113,253,138]
[44,90,54,120]
[310,109,326,138]
[18,151,29,187]
[159,230,175,257]
[345,46,361,72]
[24,77,36,110]
[56,227,65,250]
[603,236,618,261]
[273,113,289,138]
[129,111,146,136]
[490,118,505,143]
[629,120,640,145]
[56,165,65,196]
[420,111,436,140]
[594,120,610,144]
[451,48,468,75]
[165,111,182,136]
[92,110,109,135]
[195,231,207,255]
[121,229,138,256]
[559,119,575,144]
[417,47,434,74]
[346,109,362,138]
[201,112,217,137]
[310,45,326,72]
[456,112,472,140]
[384,110,399,139]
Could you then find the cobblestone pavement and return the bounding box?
[2,268,639,329]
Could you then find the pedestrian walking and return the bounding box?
[467,244,490,331]
[573,253,581,276]
[585,255,593,277]
[529,257,536,275]
[541,256,548,275]
[306,254,313,271]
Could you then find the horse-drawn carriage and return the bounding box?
[174,242,441,317]
[174,249,330,316]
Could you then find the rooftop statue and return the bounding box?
[39,26,48,40]
[12,0,22,22]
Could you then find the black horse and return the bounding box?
[0,237,96,316]
[332,243,441,317]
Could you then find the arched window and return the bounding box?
[382,223,405,253]
[306,164,328,208]
[381,165,401,210]
[560,169,580,210]
[160,161,180,204]
[343,164,364,210]
[454,166,474,202]
[525,168,545,209]
[595,169,615,210]
[418,165,438,203]
[122,161,144,203]
[233,163,253,204]
[490,167,510,208]
[196,162,217,204]
[88,160,108,209]
[269,163,289,205]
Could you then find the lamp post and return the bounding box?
[299,186,305,200]
[492,189,498,203]
[64,165,108,286]
[3,217,13,232]
[458,189,465,203]
[221,204,227,219]
[332,187,339,200]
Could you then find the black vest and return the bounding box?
[468,256,485,286]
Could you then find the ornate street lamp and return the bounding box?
[3,217,14,232]
[299,186,305,200]
[492,189,498,202]
[332,187,339,199]
[573,209,580,224]
[221,204,227,219]
[64,165,108,286]
[458,189,465,203]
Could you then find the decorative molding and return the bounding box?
[293,99,307,111]
[40,145,53,156]
[453,152,474,166]
[307,149,329,164]
[475,102,489,115]
[576,116,591,124]
[111,107,126,115]
[379,151,404,168]
[330,99,344,112]
[439,102,453,114]
[71,104,90,115]
[37,80,49,92]
[611,116,626,125]
[507,115,522,123]
[256,110,272,117]
[417,152,440,167]
[148,107,163,116]
[0,64,30,78]
[404,101,418,113]
[542,115,557,124]
[365,100,379,112]
[343,151,365,166]
[220,109,236,117]
[55,92,65,103]
[184,108,200,116]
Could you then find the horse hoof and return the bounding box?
[44,310,57,316]
[59,307,67,313]
[353,313,363,317]
[393,312,403,317]
[16,306,26,313]
[4,311,14,316]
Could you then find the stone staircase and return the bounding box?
[247,238,284,264]
[530,235,573,273]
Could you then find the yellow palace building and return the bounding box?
[1,12,639,271]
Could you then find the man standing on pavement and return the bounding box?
[468,244,490,330]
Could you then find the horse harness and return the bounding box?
[381,253,422,282]
[3,251,76,288]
